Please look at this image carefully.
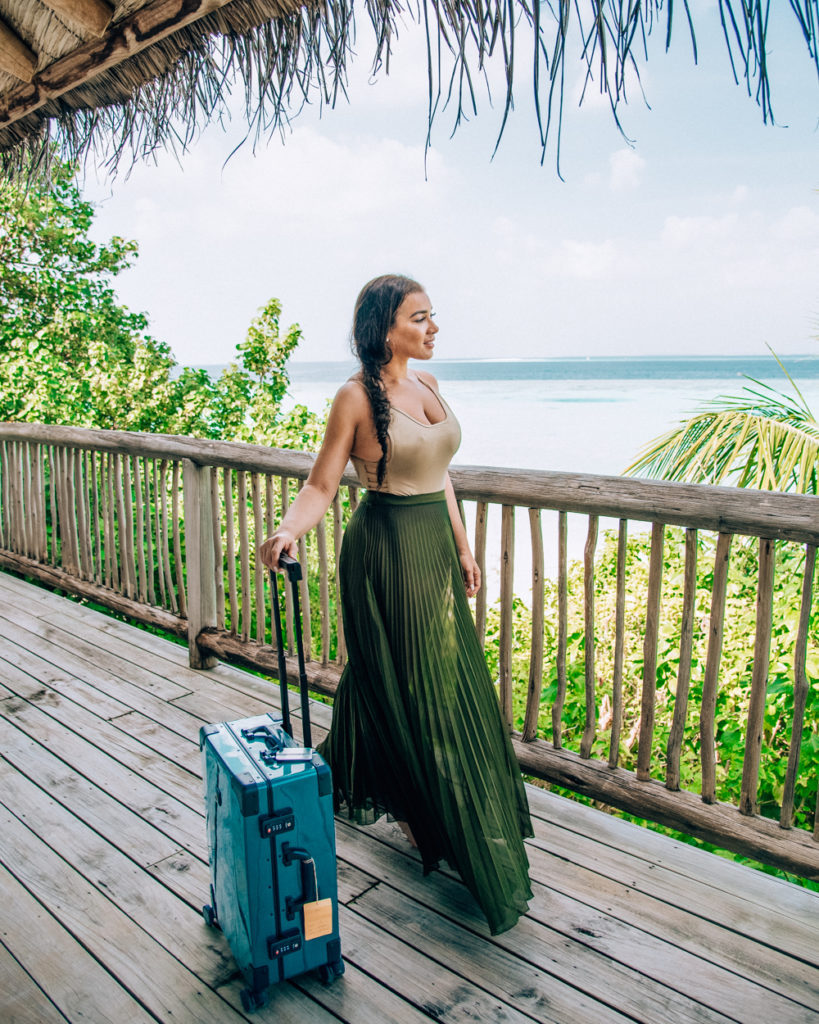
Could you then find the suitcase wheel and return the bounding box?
[202,904,219,930]
[240,987,264,1013]
[318,959,345,986]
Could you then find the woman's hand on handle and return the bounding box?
[259,530,298,572]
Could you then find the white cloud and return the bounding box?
[660,213,739,249]
[128,196,165,243]
[493,218,623,280]
[87,126,460,363]
[609,148,646,190]
[651,206,817,301]
[773,205,819,244]
[222,131,449,228]
[94,126,452,256]
[482,186,818,357]
[561,239,620,279]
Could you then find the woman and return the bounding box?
[260,274,533,935]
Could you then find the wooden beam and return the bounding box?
[39,0,115,38]
[4,420,819,545]
[512,735,819,880]
[0,550,186,637]
[0,19,37,83]
[196,627,343,698]
[0,0,247,129]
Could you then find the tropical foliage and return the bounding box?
[626,354,819,494]
[483,527,819,844]
[0,161,323,448]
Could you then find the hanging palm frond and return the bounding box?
[627,356,819,494]
[0,1,818,180]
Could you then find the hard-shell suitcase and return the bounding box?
[200,555,344,1012]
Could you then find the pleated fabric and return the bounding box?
[318,489,533,935]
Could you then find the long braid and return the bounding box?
[360,359,392,487]
[352,274,423,488]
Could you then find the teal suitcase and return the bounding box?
[200,558,343,1012]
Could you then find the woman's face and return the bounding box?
[387,291,438,362]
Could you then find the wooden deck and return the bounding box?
[0,570,817,1024]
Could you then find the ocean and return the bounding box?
[284,354,819,478]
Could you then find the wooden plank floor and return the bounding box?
[0,569,817,1024]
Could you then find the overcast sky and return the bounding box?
[86,2,819,366]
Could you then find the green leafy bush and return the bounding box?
[1,160,324,447]
[485,527,819,833]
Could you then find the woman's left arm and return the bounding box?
[445,472,481,597]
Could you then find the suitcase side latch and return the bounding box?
[259,808,295,838]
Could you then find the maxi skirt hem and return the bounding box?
[317,489,533,936]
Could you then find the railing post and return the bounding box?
[522,507,544,743]
[636,522,665,780]
[781,544,816,829]
[580,514,598,759]
[183,458,218,670]
[666,527,698,790]
[740,537,775,816]
[701,532,732,804]
[551,510,568,749]
[499,504,515,728]
[608,518,628,769]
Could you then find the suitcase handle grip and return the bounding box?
[300,856,317,903]
[240,724,283,750]
[277,551,303,582]
[282,844,318,918]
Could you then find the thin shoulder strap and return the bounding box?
[415,374,450,418]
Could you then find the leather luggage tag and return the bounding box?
[303,898,333,941]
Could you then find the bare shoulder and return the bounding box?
[327,378,370,423]
[334,377,368,407]
[414,368,441,391]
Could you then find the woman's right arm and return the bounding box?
[259,383,363,570]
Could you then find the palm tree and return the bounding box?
[626,352,819,495]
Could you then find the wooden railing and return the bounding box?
[1,422,817,880]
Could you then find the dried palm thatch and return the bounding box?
[0,0,818,180]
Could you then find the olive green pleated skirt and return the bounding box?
[317,489,533,935]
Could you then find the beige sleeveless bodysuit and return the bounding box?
[350,380,462,495]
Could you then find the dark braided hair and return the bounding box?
[352,274,424,487]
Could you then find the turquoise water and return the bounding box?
[281,355,819,477]
[289,354,819,383]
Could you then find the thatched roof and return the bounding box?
[1,0,818,179]
[0,0,348,177]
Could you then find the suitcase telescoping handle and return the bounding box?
[269,554,312,748]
